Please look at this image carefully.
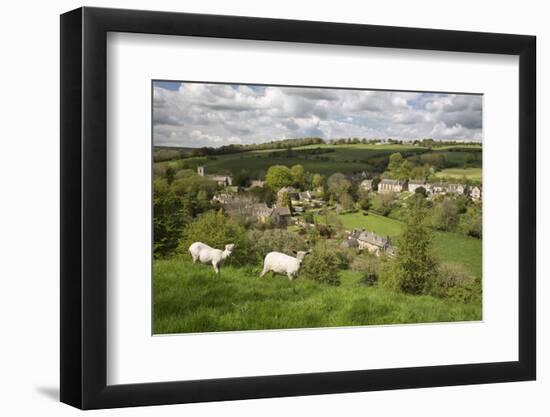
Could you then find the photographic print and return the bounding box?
[152,81,483,335]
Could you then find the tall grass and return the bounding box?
[153,258,481,335]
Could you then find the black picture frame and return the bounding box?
[60,6,536,410]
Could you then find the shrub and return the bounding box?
[431,262,481,303]
[247,229,307,263]
[301,243,341,285]
[371,192,396,216]
[179,210,252,266]
[351,255,379,286]
[431,198,459,231]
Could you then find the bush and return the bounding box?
[247,229,308,263]
[431,262,481,303]
[179,210,252,266]
[351,255,379,286]
[431,198,459,231]
[301,243,341,285]
[371,192,396,216]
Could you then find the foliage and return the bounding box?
[339,192,355,210]
[165,166,176,184]
[431,198,460,231]
[387,152,412,181]
[414,186,427,197]
[351,254,379,286]
[431,262,481,303]
[265,165,294,189]
[459,205,483,238]
[379,196,438,294]
[153,179,188,258]
[371,192,396,216]
[233,170,251,187]
[327,172,351,199]
[301,242,341,285]
[247,229,308,263]
[179,210,252,266]
[290,164,306,188]
[311,173,324,189]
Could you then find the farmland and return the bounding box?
[155,143,431,178]
[435,168,482,181]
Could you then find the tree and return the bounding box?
[388,152,404,172]
[380,196,437,294]
[290,164,305,188]
[327,173,351,199]
[371,192,396,216]
[165,166,175,184]
[233,170,251,187]
[265,165,294,190]
[340,192,355,210]
[153,179,188,258]
[311,173,324,189]
[431,198,459,231]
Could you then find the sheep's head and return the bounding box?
[224,244,235,253]
[293,250,310,263]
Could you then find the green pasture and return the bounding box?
[153,257,481,334]
[435,167,482,181]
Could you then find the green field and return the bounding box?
[335,211,482,278]
[435,167,482,181]
[153,257,481,334]
[155,144,429,178]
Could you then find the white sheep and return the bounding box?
[188,242,234,274]
[260,251,310,281]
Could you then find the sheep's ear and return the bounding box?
[292,250,298,255]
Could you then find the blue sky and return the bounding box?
[153,81,482,148]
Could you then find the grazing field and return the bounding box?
[154,144,429,178]
[435,167,482,181]
[334,211,482,278]
[153,257,482,334]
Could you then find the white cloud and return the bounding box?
[153,82,482,147]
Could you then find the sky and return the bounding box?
[153,81,482,148]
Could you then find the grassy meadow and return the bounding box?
[154,257,481,334]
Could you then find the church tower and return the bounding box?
[197,165,205,177]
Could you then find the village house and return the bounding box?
[431,182,448,195]
[470,186,482,200]
[211,193,234,205]
[360,179,373,191]
[197,165,233,187]
[342,229,395,256]
[447,183,467,195]
[270,206,292,227]
[407,179,427,193]
[378,179,406,194]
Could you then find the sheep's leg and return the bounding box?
[260,267,268,278]
[212,261,220,275]
[287,272,294,281]
[190,252,198,263]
